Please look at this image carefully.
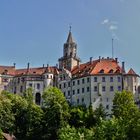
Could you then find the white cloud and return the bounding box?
[102,19,109,24]
[109,25,118,30]
[101,18,119,40]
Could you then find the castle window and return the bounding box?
[29,83,32,87]
[4,86,7,90]
[35,93,41,105]
[106,105,109,109]
[94,77,97,82]
[106,98,109,102]
[135,86,137,91]
[118,86,121,91]
[82,79,85,84]
[37,83,40,90]
[68,82,70,87]
[117,77,121,82]
[77,89,80,94]
[59,84,61,89]
[102,86,106,92]
[102,77,105,82]
[73,81,75,86]
[110,77,113,82]
[77,80,80,85]
[87,87,90,92]
[94,86,97,92]
[64,83,66,88]
[68,90,70,96]
[17,78,20,83]
[110,86,114,91]
[20,86,23,93]
[82,98,84,103]
[77,99,79,104]
[14,87,16,94]
[87,77,90,83]
[2,78,8,82]
[82,88,85,93]
[73,90,75,95]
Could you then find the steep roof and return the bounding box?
[66,31,75,44]
[71,58,122,77]
[127,68,137,75]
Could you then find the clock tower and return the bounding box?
[58,28,81,71]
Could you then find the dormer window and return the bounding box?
[109,69,113,73]
[3,69,8,75]
[99,69,104,73]
[116,69,120,73]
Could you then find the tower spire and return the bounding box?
[69,25,72,32]
[66,26,74,43]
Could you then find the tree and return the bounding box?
[58,125,94,140]
[112,90,139,120]
[0,92,15,133]
[42,87,69,140]
[94,117,127,140]
[94,104,107,124]
[1,90,43,140]
[69,106,86,128]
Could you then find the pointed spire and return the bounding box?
[66,26,74,43]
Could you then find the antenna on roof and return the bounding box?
[112,38,114,59]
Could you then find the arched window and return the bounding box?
[99,69,104,73]
[35,93,41,105]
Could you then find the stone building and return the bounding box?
[0,29,139,113]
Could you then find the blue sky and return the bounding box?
[0,0,140,73]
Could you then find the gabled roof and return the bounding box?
[127,68,137,75]
[71,58,122,77]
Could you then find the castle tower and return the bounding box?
[58,28,81,71]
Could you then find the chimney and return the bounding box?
[115,58,118,63]
[122,61,125,73]
[56,63,58,68]
[90,57,93,64]
[27,62,30,72]
[13,63,16,67]
[99,56,101,62]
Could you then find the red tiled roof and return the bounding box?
[0,66,15,75]
[15,66,59,76]
[71,58,122,77]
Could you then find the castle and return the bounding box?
[0,29,139,114]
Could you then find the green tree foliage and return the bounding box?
[112,90,139,119]
[0,129,4,140]
[42,87,69,140]
[112,90,140,140]
[69,106,86,128]
[58,125,94,140]
[94,117,127,140]
[1,90,43,140]
[0,92,15,133]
